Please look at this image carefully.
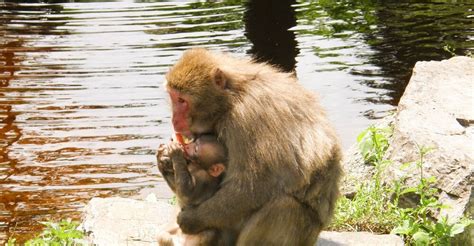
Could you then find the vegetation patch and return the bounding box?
[328,125,473,245]
[6,219,87,246]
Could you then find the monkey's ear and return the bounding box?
[213,68,228,90]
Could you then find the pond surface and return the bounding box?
[0,0,472,242]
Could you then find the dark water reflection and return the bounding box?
[244,0,299,72]
[0,0,472,242]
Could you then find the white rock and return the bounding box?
[81,197,176,246]
[317,231,404,246]
[385,56,473,221]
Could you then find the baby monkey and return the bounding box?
[157,134,227,246]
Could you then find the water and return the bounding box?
[0,0,472,242]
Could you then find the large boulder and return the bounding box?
[384,56,473,221]
[341,56,473,245]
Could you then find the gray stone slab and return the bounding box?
[81,196,176,246]
[317,231,404,246]
[82,197,404,245]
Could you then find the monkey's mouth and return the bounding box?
[175,132,195,145]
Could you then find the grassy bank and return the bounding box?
[328,125,472,245]
[6,219,86,246]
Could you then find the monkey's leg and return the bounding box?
[157,230,175,246]
[236,196,321,246]
[158,222,187,246]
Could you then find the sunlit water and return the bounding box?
[0,0,472,241]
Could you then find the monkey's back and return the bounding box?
[214,51,342,215]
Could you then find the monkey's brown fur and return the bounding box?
[164,48,342,245]
[156,140,224,246]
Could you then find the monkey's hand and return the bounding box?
[177,207,205,234]
[157,143,178,192]
[168,141,188,169]
[157,143,173,174]
[176,175,271,234]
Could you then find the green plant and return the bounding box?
[169,195,177,205]
[5,238,16,246]
[357,125,392,165]
[329,174,401,233]
[391,145,472,245]
[331,126,473,245]
[7,219,87,246]
[329,124,399,233]
[442,44,456,56]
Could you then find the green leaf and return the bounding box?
[450,223,465,236]
[6,238,16,246]
[413,231,430,245]
[400,162,412,170]
[391,220,411,235]
[425,176,437,184]
[360,140,372,154]
[391,226,408,235]
[400,187,417,195]
[356,128,369,143]
[433,222,446,236]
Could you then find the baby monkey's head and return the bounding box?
[184,134,227,177]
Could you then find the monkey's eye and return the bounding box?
[177,97,186,104]
[186,143,199,161]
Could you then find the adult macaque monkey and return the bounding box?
[160,48,342,245]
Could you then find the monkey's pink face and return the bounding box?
[168,88,192,138]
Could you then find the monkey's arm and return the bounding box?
[171,150,196,202]
[177,168,279,233]
[157,144,177,192]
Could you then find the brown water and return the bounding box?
[0,0,472,242]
